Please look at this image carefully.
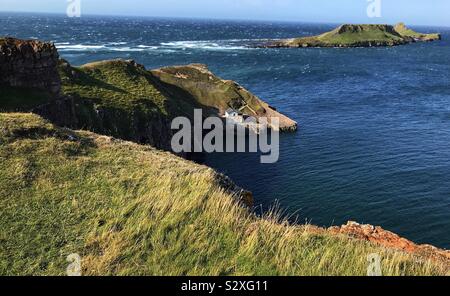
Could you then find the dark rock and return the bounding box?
[0,37,61,94]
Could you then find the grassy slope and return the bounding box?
[151,64,298,131]
[55,59,211,148]
[289,25,404,46]
[285,24,440,47]
[59,59,168,114]
[318,27,403,45]
[0,59,170,116]
[1,59,173,136]
[1,113,447,276]
[394,23,440,41]
[151,64,266,115]
[59,59,209,118]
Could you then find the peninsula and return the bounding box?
[260,23,441,48]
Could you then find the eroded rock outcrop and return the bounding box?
[0,37,61,94]
[328,221,450,264]
[213,170,254,207]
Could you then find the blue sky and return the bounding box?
[0,0,449,26]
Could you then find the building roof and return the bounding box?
[225,108,238,114]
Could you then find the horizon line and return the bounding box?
[0,10,448,28]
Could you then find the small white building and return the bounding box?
[224,108,244,124]
[224,108,239,118]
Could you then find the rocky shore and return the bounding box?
[328,222,450,264]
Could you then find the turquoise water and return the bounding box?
[1,13,449,248]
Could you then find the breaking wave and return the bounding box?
[54,39,264,53]
[159,40,255,51]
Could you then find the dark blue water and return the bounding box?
[1,13,449,249]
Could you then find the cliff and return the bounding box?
[262,23,441,48]
[0,37,61,93]
[0,113,448,275]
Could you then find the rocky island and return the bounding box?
[261,23,441,48]
[1,37,449,276]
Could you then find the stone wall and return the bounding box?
[0,37,61,94]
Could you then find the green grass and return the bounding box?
[285,24,440,47]
[59,59,168,115]
[151,64,268,116]
[319,28,403,45]
[1,59,169,117]
[288,24,405,47]
[57,60,211,129]
[1,113,448,276]
[54,59,198,146]
[394,23,440,41]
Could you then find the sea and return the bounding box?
[1,12,449,249]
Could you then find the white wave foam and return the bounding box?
[159,40,254,51]
[137,45,159,49]
[108,42,127,45]
[225,38,271,42]
[56,44,147,52]
[109,47,146,52]
[55,39,261,53]
[56,44,107,51]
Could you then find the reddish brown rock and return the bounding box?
[329,221,450,264]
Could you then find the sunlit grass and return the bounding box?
[0,113,448,276]
[59,59,168,114]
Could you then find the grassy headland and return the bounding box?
[0,113,448,276]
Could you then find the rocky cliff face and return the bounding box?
[337,24,401,36]
[328,221,450,265]
[0,37,61,94]
[31,94,175,151]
